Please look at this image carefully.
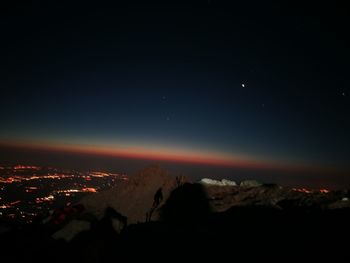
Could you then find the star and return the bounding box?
[241,83,245,88]
[342,92,346,96]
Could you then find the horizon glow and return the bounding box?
[0,137,335,175]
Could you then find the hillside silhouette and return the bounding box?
[0,166,349,262]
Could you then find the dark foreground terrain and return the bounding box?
[1,167,349,262]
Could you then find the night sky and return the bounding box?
[1,1,349,188]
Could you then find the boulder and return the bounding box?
[52,220,91,242]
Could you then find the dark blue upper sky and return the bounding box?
[1,1,349,187]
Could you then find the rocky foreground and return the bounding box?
[1,165,349,262]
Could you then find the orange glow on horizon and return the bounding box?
[47,142,269,169]
[0,139,330,173]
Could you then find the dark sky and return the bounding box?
[1,1,349,188]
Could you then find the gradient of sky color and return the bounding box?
[1,1,349,187]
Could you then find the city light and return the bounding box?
[0,164,127,223]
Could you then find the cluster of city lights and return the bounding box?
[0,164,127,223]
[292,188,330,194]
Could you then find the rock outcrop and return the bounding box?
[52,219,91,242]
[80,171,349,225]
[240,179,262,187]
[201,182,350,212]
[199,178,237,186]
[80,165,186,224]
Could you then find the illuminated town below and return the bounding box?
[0,164,127,224]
